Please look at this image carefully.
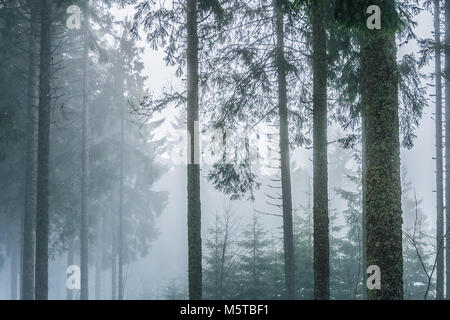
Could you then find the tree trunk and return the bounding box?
[80,1,90,300]
[361,106,367,301]
[118,101,125,300]
[435,0,445,300]
[66,238,74,300]
[362,31,403,300]
[111,209,117,300]
[10,230,19,300]
[444,0,450,300]
[360,34,367,300]
[95,212,103,300]
[274,0,296,300]
[186,0,202,300]
[35,0,52,300]
[22,0,38,301]
[312,0,329,300]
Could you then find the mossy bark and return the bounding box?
[362,32,403,300]
[312,0,329,300]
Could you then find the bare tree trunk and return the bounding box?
[274,0,296,300]
[312,0,329,300]
[186,0,202,300]
[80,3,90,299]
[10,230,19,300]
[35,0,52,300]
[22,0,38,301]
[118,102,125,300]
[445,0,450,301]
[360,34,367,300]
[361,110,367,300]
[95,212,103,300]
[111,210,117,300]
[362,30,403,300]
[434,0,445,300]
[66,238,74,300]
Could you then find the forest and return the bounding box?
[0,0,448,301]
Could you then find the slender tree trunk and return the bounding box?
[435,0,445,300]
[95,212,103,300]
[360,34,367,300]
[312,0,329,300]
[80,2,90,300]
[186,0,202,300]
[35,0,52,300]
[361,109,367,300]
[19,207,24,298]
[362,31,403,300]
[22,0,38,301]
[118,102,125,300]
[66,238,74,300]
[274,0,296,300]
[10,231,19,300]
[445,0,450,300]
[111,210,117,300]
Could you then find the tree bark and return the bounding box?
[95,212,103,300]
[80,1,90,300]
[274,0,296,300]
[434,0,445,300]
[360,34,367,300]
[312,0,329,300]
[10,229,19,300]
[444,0,450,300]
[35,0,52,300]
[361,103,367,301]
[118,101,125,300]
[111,209,117,300]
[186,0,202,300]
[21,0,39,301]
[362,31,403,300]
[66,238,74,300]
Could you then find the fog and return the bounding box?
[0,1,445,300]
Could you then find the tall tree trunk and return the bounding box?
[186,0,202,300]
[312,0,329,300]
[360,34,367,300]
[35,0,52,300]
[361,107,367,301]
[445,0,450,300]
[80,2,90,300]
[362,31,403,300]
[118,102,125,300]
[435,0,445,300]
[274,0,296,300]
[22,0,38,301]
